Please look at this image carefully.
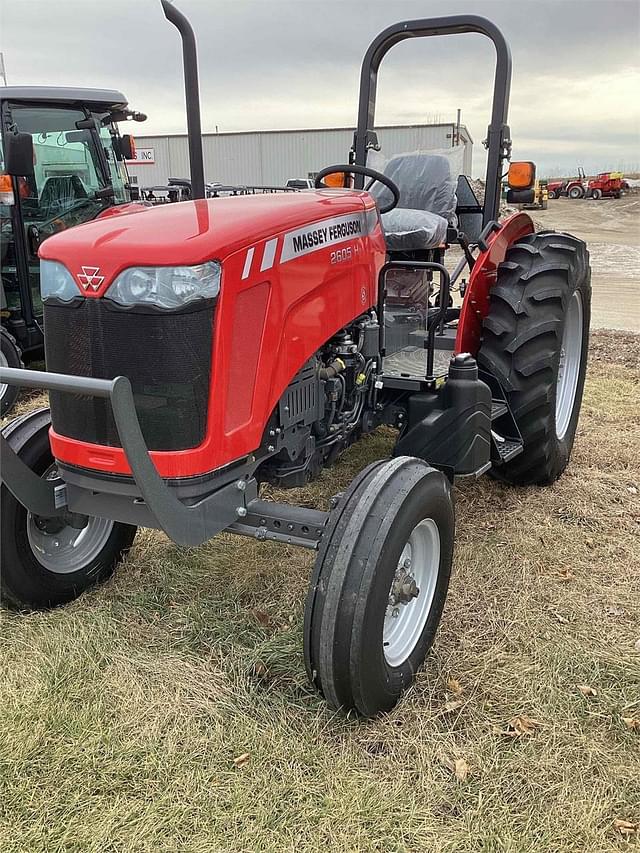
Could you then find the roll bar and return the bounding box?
[353,15,512,225]
[160,0,206,200]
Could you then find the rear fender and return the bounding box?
[455,212,534,355]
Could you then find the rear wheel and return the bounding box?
[478,231,591,485]
[1,409,136,610]
[568,185,584,199]
[0,329,23,417]
[304,457,454,716]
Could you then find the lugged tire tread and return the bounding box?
[478,230,591,485]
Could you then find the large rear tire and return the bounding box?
[478,231,591,485]
[304,457,454,716]
[568,185,584,199]
[1,409,137,610]
[0,329,23,417]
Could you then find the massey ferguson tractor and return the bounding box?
[0,4,591,717]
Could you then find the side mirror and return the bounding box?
[507,161,536,191]
[5,132,34,176]
[118,135,136,161]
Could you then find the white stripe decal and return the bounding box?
[280,211,374,264]
[260,237,278,271]
[241,246,255,280]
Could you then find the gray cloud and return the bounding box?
[2,0,639,175]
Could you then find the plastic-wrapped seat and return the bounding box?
[39,175,88,217]
[370,151,460,251]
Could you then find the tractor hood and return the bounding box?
[39,190,375,298]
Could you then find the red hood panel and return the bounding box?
[39,191,371,297]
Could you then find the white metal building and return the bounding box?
[126,123,473,189]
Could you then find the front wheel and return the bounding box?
[304,457,454,717]
[1,409,136,610]
[591,188,602,200]
[478,230,591,485]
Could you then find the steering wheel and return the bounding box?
[314,164,400,214]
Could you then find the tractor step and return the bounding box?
[491,400,508,420]
[492,434,524,463]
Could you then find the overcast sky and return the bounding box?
[1,0,638,177]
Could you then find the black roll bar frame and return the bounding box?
[353,15,512,226]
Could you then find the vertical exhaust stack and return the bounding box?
[161,0,206,200]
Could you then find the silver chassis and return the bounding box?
[0,366,328,550]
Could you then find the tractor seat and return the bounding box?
[39,175,88,215]
[371,152,458,251]
[379,208,448,251]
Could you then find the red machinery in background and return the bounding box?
[587,172,624,199]
[547,167,586,199]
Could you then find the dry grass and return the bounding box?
[1,330,639,852]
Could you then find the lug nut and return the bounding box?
[236,507,247,518]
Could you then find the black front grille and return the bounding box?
[44,298,214,452]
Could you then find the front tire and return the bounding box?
[0,329,23,417]
[1,409,136,610]
[478,231,591,485]
[591,188,602,200]
[304,457,454,717]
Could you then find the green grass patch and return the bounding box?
[1,340,639,852]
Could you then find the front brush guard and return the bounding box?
[0,367,253,547]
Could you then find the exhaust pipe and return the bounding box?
[160,0,206,200]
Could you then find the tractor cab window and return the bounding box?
[97,122,130,206]
[2,103,130,318]
[9,105,118,226]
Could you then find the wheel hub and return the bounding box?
[389,564,420,607]
[383,518,441,668]
[32,515,66,535]
[26,464,115,574]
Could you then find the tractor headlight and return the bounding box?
[106,261,221,309]
[40,260,79,302]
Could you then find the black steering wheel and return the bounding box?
[314,164,400,214]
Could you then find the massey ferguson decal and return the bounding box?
[281,212,368,263]
[240,210,378,279]
[76,266,105,291]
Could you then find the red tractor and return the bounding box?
[0,4,591,717]
[587,172,624,199]
[547,167,587,199]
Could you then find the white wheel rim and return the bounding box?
[26,466,114,574]
[0,349,8,400]
[556,290,583,440]
[383,518,440,668]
